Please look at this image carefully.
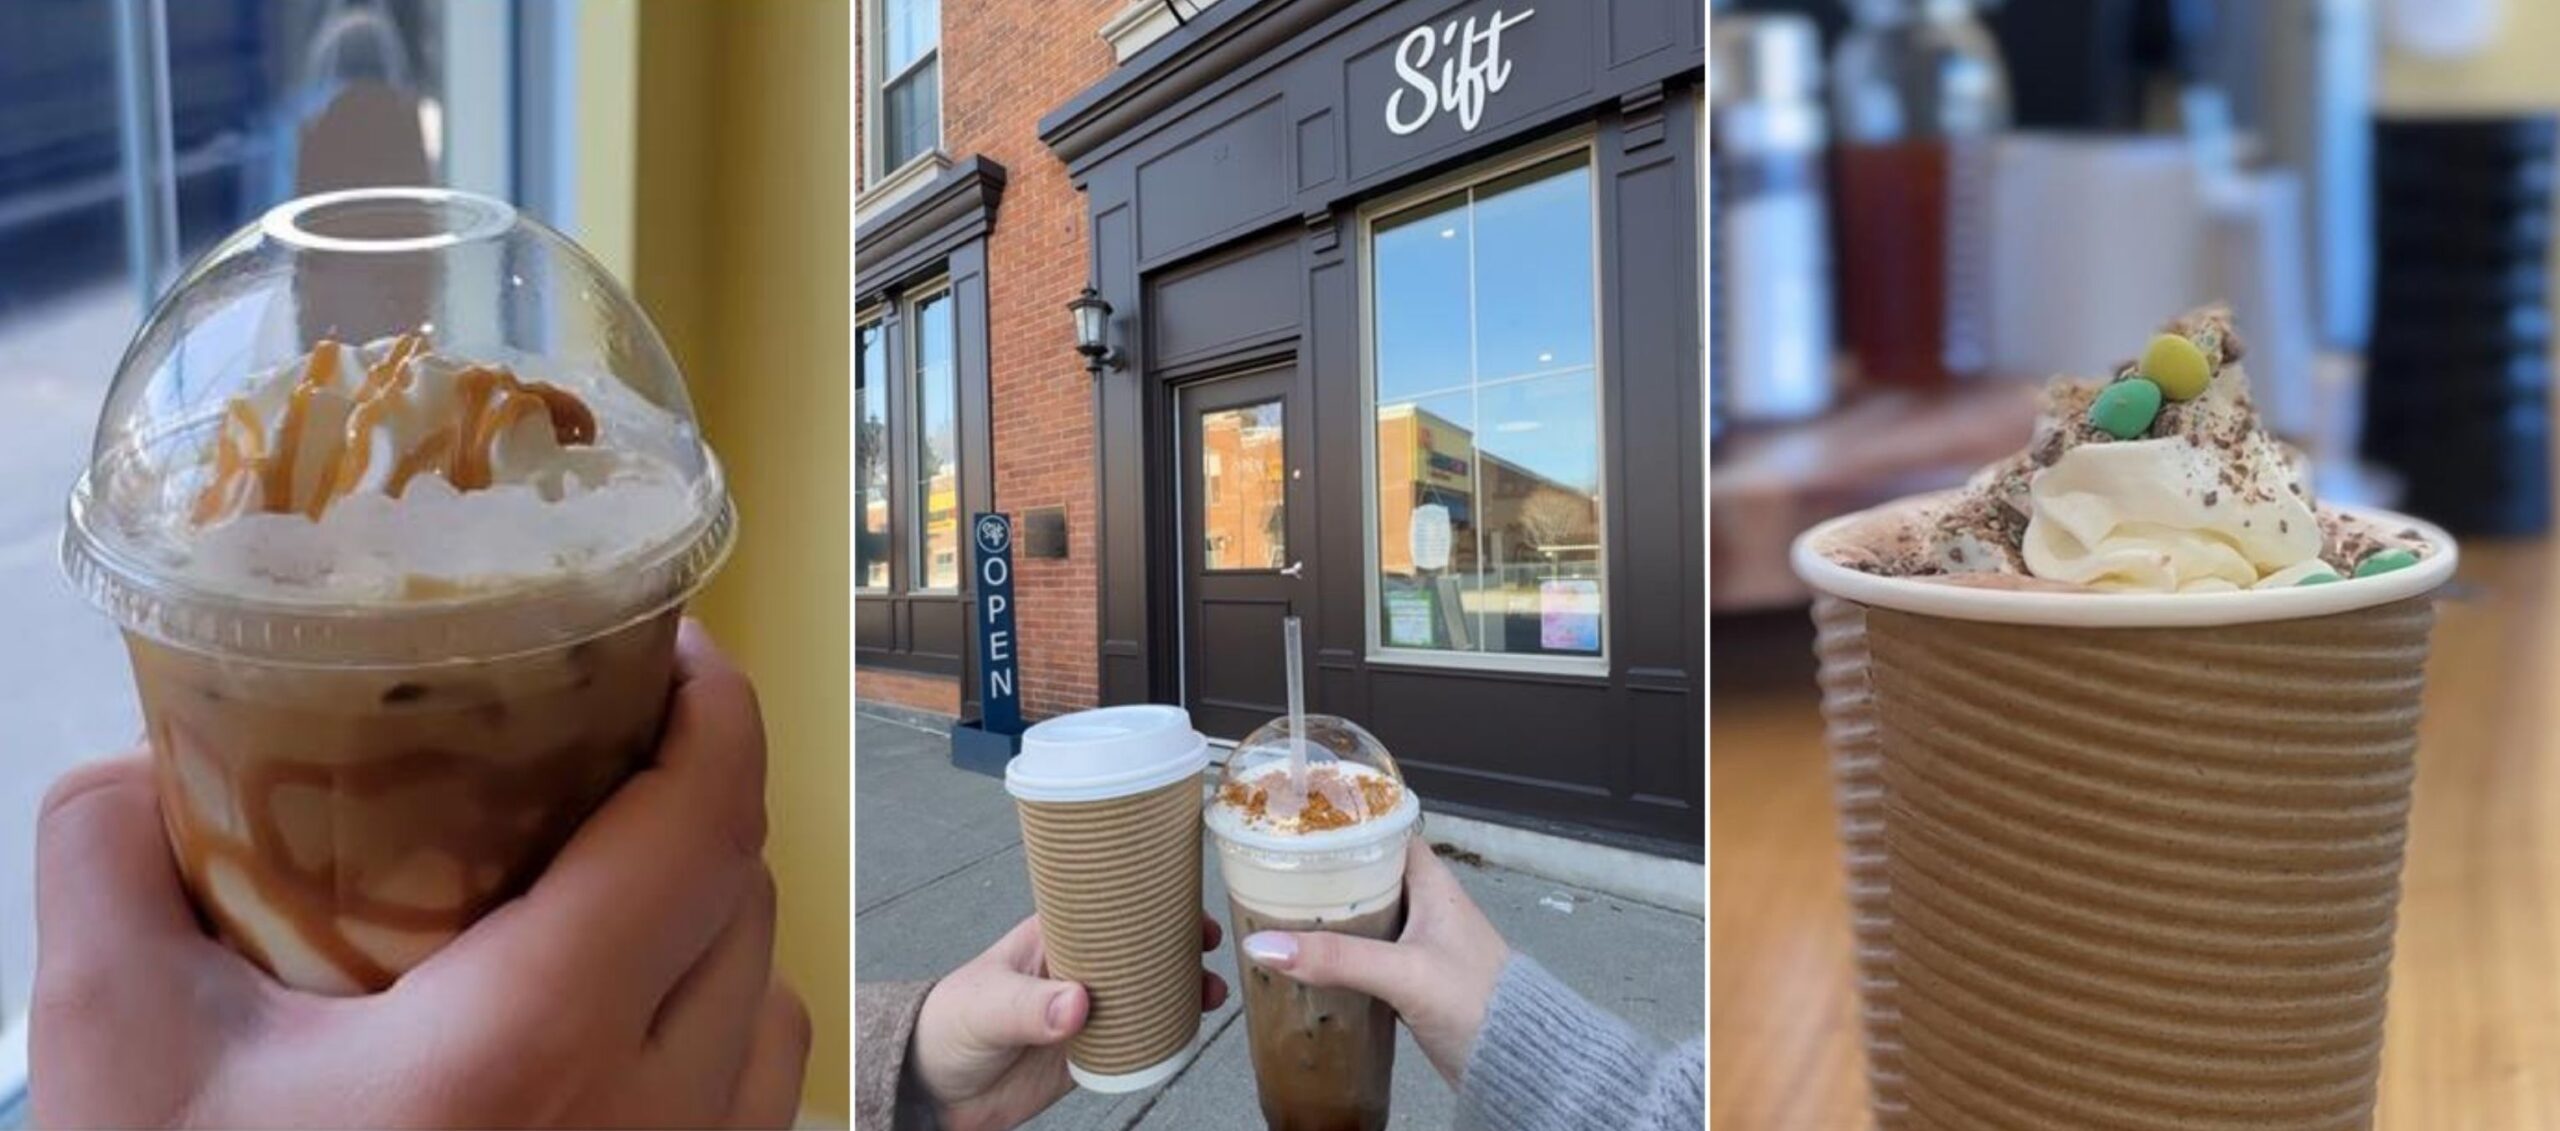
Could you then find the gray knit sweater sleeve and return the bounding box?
[1453,955,1706,1131]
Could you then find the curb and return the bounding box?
[1419,809,1705,918]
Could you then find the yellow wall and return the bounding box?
[2379,7,2560,112]
[624,1,851,1117]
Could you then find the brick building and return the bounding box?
[856,0,1704,850]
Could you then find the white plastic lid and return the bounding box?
[60,187,735,665]
[1004,705,1210,803]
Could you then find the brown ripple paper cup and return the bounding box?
[1005,705,1212,1093]
[1797,504,2457,1130]
[1811,595,1907,1125]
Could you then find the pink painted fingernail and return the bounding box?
[1242,932,1297,967]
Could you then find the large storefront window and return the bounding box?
[856,316,890,588]
[1367,149,1604,664]
[910,286,960,591]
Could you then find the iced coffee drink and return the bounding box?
[1208,716,1420,1131]
[65,189,734,992]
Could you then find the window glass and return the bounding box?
[1476,371,1602,654]
[1372,194,1471,404]
[1371,151,1603,661]
[1374,392,1480,649]
[882,0,937,74]
[883,57,938,172]
[1470,156,1594,380]
[856,319,890,589]
[1200,400,1285,571]
[911,289,958,589]
[875,0,938,172]
[0,0,516,1007]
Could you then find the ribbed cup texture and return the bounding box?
[1016,779,1206,1076]
[1812,595,1906,1124]
[1863,599,2435,1130]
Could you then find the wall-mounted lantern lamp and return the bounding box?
[1069,285,1123,377]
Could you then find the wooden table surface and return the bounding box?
[1710,538,2560,1130]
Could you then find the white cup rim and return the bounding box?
[1791,501,2459,628]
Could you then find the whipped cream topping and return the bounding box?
[2019,369,2323,592]
[148,334,701,601]
[1831,307,2423,593]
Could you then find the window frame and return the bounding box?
[863,0,944,185]
[1356,130,1611,677]
[854,305,891,591]
[902,276,961,595]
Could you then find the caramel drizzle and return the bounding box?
[157,717,632,993]
[188,333,599,525]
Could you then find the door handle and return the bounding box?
[1279,561,1304,578]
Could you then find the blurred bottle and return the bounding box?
[1713,14,1835,425]
[1829,0,2010,388]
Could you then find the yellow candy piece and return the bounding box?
[2142,333,2212,401]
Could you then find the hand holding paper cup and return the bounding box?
[1003,705,1211,1093]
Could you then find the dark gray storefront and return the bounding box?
[1043,0,1703,850]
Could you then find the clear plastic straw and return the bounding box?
[1284,615,1308,796]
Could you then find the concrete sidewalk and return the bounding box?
[854,708,1704,1130]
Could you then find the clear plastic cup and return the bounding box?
[1207,715,1420,1131]
[61,188,735,992]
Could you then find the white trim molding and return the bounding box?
[856,150,950,228]
[1101,0,1218,64]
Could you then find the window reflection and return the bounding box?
[878,0,940,171]
[1374,194,1471,404]
[911,289,958,589]
[856,319,889,589]
[1472,157,1595,380]
[1371,151,1603,660]
[1201,400,1286,571]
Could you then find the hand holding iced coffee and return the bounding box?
[31,624,808,1128]
[63,189,736,993]
[1209,712,1420,1131]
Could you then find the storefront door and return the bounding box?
[1177,365,1310,739]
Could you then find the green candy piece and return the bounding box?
[2089,377,2164,439]
[2142,333,2213,401]
[2354,547,2421,578]
[2297,571,2343,586]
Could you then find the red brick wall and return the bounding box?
[856,666,962,718]
[857,1,1120,720]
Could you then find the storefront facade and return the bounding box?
[1039,0,1703,847]
[854,0,1700,850]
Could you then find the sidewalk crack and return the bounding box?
[1114,1009,1242,1130]
[856,836,1023,916]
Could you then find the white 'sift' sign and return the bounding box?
[1384,6,1536,136]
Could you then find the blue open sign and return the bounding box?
[971,512,1023,736]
